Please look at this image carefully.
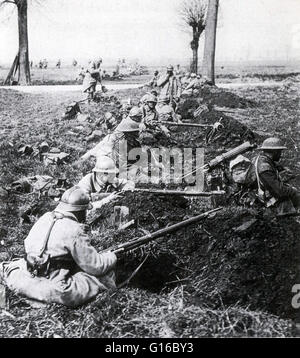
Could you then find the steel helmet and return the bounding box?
[116,115,141,132]
[167,65,174,71]
[190,73,197,78]
[258,137,287,151]
[129,106,143,119]
[146,94,158,103]
[93,156,119,174]
[56,186,92,212]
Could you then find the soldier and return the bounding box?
[182,73,202,96]
[80,111,142,174]
[82,59,102,103]
[156,95,180,123]
[181,72,191,88]
[157,65,182,109]
[141,70,159,89]
[244,137,300,216]
[78,155,135,208]
[103,112,118,133]
[120,99,133,120]
[0,187,117,307]
[56,59,61,69]
[43,59,48,69]
[139,91,158,107]
[139,94,170,143]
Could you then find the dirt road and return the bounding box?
[0,81,283,94]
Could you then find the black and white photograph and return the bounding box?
[0,0,300,341]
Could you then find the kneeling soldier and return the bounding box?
[0,187,117,308]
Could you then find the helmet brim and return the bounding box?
[116,118,140,132]
[56,201,93,212]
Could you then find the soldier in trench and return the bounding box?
[0,187,117,308]
[239,137,300,216]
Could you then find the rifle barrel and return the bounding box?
[132,189,225,197]
[160,121,213,128]
[112,207,223,254]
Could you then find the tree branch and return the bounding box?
[0,0,16,6]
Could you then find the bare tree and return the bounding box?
[1,0,31,85]
[202,0,219,85]
[179,0,207,74]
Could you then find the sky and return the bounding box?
[0,0,299,66]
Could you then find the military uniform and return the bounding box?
[82,130,141,173]
[139,106,170,144]
[144,74,159,89]
[157,74,182,102]
[156,104,178,122]
[0,210,116,307]
[182,78,202,96]
[82,62,102,94]
[245,153,300,214]
[78,173,134,197]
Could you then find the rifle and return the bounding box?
[160,121,214,128]
[104,207,223,255]
[91,189,225,201]
[128,189,225,197]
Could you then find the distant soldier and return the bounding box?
[243,137,300,216]
[157,65,182,108]
[43,59,48,69]
[182,73,203,96]
[76,66,86,83]
[82,59,102,103]
[30,61,33,69]
[0,187,117,307]
[181,72,191,88]
[175,64,184,78]
[39,60,43,69]
[73,59,78,67]
[141,70,159,89]
[56,59,61,69]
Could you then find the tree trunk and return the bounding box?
[17,0,31,85]
[190,28,199,74]
[202,0,219,85]
[191,45,198,74]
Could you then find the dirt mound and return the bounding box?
[185,209,300,319]
[90,192,300,320]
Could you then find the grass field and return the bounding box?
[0,73,300,337]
